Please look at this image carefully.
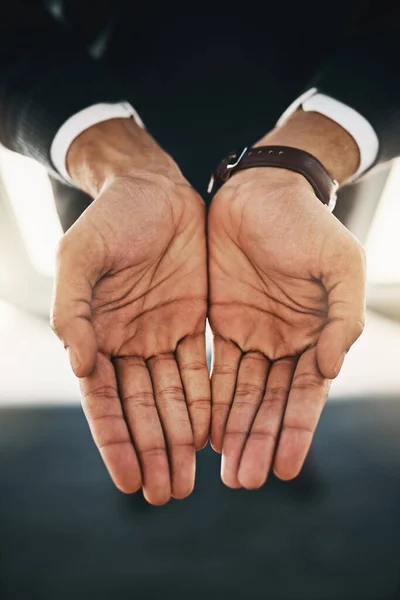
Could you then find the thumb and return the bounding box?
[51,234,101,378]
[317,243,366,379]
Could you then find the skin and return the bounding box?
[208,111,366,489]
[52,119,209,505]
[51,109,366,501]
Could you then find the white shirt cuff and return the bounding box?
[50,102,145,185]
[277,88,379,182]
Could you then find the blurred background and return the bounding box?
[0,148,399,599]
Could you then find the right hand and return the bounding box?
[51,120,209,505]
[208,111,365,489]
[208,168,366,488]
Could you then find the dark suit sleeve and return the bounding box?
[308,3,400,167]
[0,1,129,173]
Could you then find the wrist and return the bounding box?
[67,118,182,197]
[255,110,360,186]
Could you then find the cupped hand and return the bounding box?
[51,123,209,504]
[208,167,366,489]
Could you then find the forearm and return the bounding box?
[68,106,361,198]
[67,118,184,197]
[254,109,360,186]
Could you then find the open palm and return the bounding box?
[208,170,366,489]
[52,174,209,504]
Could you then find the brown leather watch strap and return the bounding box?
[208,146,339,211]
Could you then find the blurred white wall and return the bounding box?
[366,161,400,284]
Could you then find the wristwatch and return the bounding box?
[208,145,339,212]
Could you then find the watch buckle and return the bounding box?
[208,147,248,195]
[328,179,339,212]
[225,146,248,171]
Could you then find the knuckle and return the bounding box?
[291,371,325,392]
[212,364,237,376]
[281,422,315,436]
[98,438,131,451]
[150,353,175,367]
[224,429,247,439]
[90,413,121,424]
[242,352,267,364]
[263,386,288,405]
[123,392,155,409]
[232,398,257,410]
[50,312,66,338]
[56,233,72,261]
[83,384,119,404]
[158,385,185,404]
[138,446,167,459]
[235,382,265,397]
[249,429,277,443]
[211,403,229,417]
[353,315,365,339]
[187,396,210,410]
[179,360,208,374]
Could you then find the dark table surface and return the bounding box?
[0,396,399,600]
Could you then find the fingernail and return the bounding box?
[67,347,81,373]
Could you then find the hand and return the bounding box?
[51,119,209,504]
[208,111,366,489]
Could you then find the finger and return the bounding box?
[80,353,142,494]
[317,243,366,379]
[51,234,101,378]
[210,336,242,453]
[273,346,331,481]
[176,333,211,451]
[148,353,195,499]
[221,352,269,488]
[114,356,171,506]
[238,357,296,489]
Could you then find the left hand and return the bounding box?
[51,119,209,504]
[208,111,366,489]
